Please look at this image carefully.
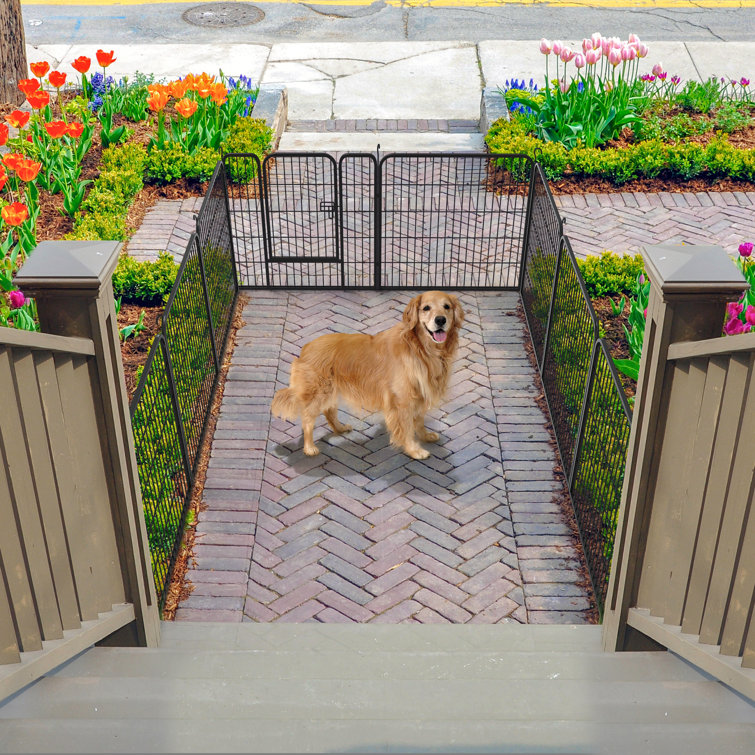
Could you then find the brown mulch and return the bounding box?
[591,295,637,400]
[161,295,247,621]
[547,173,755,195]
[117,302,164,400]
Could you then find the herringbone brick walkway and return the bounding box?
[127,191,755,264]
[176,291,593,624]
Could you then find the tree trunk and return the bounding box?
[0,0,28,106]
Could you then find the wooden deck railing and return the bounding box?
[603,242,755,702]
[0,241,159,701]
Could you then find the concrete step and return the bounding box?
[278,131,486,152]
[0,624,753,754]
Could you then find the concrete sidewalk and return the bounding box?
[26,40,755,132]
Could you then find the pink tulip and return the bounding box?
[652,62,664,77]
[559,78,568,93]
[601,37,613,54]
[8,290,25,309]
[741,77,751,86]
[746,306,755,327]
[608,48,623,67]
[591,32,602,48]
[574,53,586,69]
[739,242,753,257]
[622,46,637,61]
[724,317,750,335]
[560,46,575,63]
[636,43,649,58]
[582,38,593,53]
[552,40,563,55]
[585,48,602,65]
[539,38,553,55]
[727,301,744,320]
[628,33,641,44]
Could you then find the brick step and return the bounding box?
[278,130,486,152]
[287,119,480,133]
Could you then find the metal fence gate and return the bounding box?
[223,151,533,289]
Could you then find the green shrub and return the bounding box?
[222,116,272,156]
[577,251,646,298]
[146,144,219,183]
[67,213,129,241]
[486,117,755,185]
[112,251,179,305]
[101,141,148,172]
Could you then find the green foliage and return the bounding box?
[67,212,128,241]
[674,78,725,114]
[112,251,179,306]
[577,251,646,298]
[712,102,752,133]
[486,117,755,184]
[614,272,651,382]
[222,116,272,155]
[145,143,219,183]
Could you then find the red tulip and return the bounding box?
[0,174,7,192]
[96,49,116,68]
[6,110,30,129]
[44,120,68,139]
[18,78,40,96]
[1,202,29,227]
[0,123,7,147]
[66,122,84,138]
[2,153,24,172]
[71,56,91,74]
[48,70,67,88]
[30,61,50,78]
[26,90,50,110]
[16,159,42,183]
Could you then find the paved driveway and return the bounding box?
[176,290,594,624]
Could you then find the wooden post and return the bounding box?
[0,0,28,106]
[602,243,748,652]
[14,241,160,647]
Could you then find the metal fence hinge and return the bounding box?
[320,200,336,219]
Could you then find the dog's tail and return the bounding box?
[271,388,300,420]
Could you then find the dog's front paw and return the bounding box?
[303,444,321,456]
[334,423,353,435]
[406,446,430,460]
[421,431,440,443]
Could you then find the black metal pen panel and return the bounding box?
[570,339,633,615]
[520,162,563,369]
[380,153,531,289]
[340,153,377,288]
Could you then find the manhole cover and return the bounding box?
[182,3,264,28]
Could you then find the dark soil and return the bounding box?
[117,302,163,401]
[591,295,637,400]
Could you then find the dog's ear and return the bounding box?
[403,295,422,330]
[451,295,465,326]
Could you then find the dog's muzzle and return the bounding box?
[427,326,447,343]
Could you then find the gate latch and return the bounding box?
[320,200,336,219]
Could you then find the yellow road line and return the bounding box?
[20,0,755,8]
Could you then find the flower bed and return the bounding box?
[486,33,755,191]
[1,49,272,333]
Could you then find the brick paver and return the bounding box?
[176,290,592,624]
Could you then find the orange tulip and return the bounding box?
[18,78,40,96]
[26,90,50,110]
[1,202,29,227]
[96,49,116,67]
[6,110,30,129]
[71,55,91,74]
[169,79,190,99]
[174,98,198,119]
[30,61,50,78]
[0,123,7,147]
[2,153,24,172]
[44,120,68,139]
[196,84,212,100]
[210,83,227,106]
[66,122,84,138]
[48,70,67,88]
[147,82,169,96]
[15,159,42,183]
[146,90,170,112]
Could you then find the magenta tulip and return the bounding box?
[8,290,25,309]
[738,242,753,257]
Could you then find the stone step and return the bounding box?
[278,131,486,152]
[1,624,753,753]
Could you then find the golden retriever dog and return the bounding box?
[271,291,465,460]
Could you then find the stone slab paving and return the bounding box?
[176,290,593,624]
[127,189,755,264]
